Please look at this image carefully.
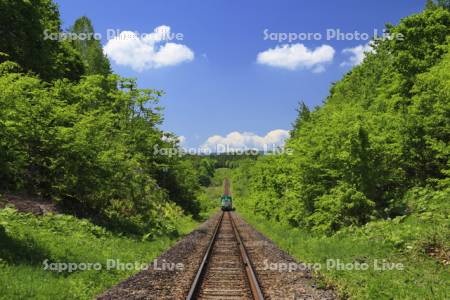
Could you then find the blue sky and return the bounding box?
[56,0,425,149]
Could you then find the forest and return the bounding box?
[234,0,450,234]
[0,0,222,237]
[236,3,450,235]
[226,2,449,297]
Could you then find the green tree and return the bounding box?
[0,0,84,81]
[236,6,450,233]
[69,16,111,76]
[290,101,310,139]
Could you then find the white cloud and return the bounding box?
[178,135,186,145]
[162,134,186,145]
[256,44,335,71]
[104,25,194,71]
[341,43,373,67]
[201,129,290,152]
[312,65,326,74]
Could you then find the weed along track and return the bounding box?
[186,211,264,300]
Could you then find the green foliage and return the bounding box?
[230,9,450,297]
[0,0,85,81]
[235,7,450,233]
[308,183,375,234]
[382,6,450,95]
[195,168,229,219]
[210,153,259,169]
[0,63,203,234]
[188,156,216,186]
[290,101,310,139]
[0,0,210,237]
[69,16,111,76]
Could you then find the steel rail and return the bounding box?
[186,211,224,300]
[186,211,264,300]
[229,212,265,300]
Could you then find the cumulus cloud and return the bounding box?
[201,129,290,152]
[104,25,194,71]
[256,43,335,72]
[162,134,186,145]
[178,135,186,145]
[340,43,373,66]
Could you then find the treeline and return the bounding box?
[236,4,450,234]
[0,0,207,236]
[186,153,259,186]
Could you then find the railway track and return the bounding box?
[98,211,336,299]
[186,211,264,300]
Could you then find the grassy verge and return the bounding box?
[237,207,449,299]
[0,207,199,299]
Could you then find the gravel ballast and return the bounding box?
[97,211,336,299]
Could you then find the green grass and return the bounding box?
[0,207,199,299]
[237,208,449,299]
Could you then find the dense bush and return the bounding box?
[235,6,450,234]
[0,0,85,81]
[0,64,204,234]
[0,0,214,235]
